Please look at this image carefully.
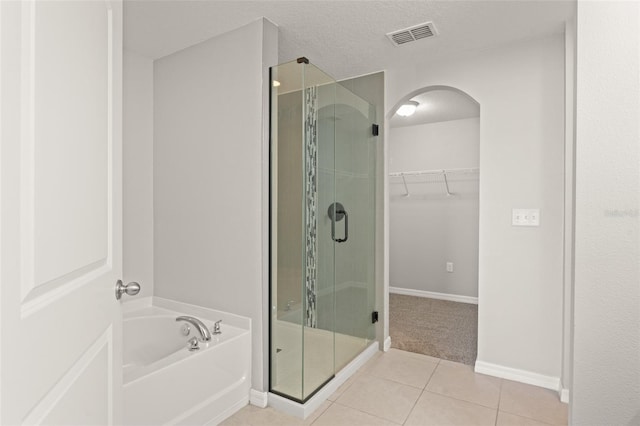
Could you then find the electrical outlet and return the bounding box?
[446,262,454,273]
[512,209,540,226]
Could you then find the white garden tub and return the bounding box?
[122,298,251,425]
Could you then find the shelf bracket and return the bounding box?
[442,170,453,196]
[401,175,410,197]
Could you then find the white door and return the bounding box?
[1,1,124,424]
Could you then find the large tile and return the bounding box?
[497,411,553,426]
[499,380,568,425]
[335,374,422,424]
[313,403,399,426]
[405,391,497,426]
[425,360,501,408]
[364,348,439,389]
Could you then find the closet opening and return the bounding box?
[388,85,480,365]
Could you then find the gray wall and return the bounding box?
[123,50,154,298]
[153,19,278,391]
[389,118,479,299]
[572,2,640,423]
[387,35,565,380]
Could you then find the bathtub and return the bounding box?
[122,298,251,425]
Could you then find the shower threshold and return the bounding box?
[268,342,379,419]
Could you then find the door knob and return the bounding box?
[115,280,141,300]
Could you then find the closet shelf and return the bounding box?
[389,168,478,197]
[388,167,479,177]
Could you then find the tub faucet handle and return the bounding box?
[187,336,199,351]
[213,320,222,335]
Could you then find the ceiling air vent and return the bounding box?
[387,22,438,46]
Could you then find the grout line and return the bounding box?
[332,401,403,425]
[495,379,504,426]
[498,408,559,426]
[402,387,425,425]
[422,389,500,411]
[496,410,556,426]
[308,400,333,425]
[365,360,440,389]
[329,358,374,404]
[360,351,440,390]
[363,371,432,390]
[424,360,440,389]
[400,356,440,425]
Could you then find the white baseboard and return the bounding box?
[383,336,391,352]
[390,286,478,305]
[560,388,570,403]
[475,360,561,393]
[250,389,268,408]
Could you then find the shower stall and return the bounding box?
[269,58,378,402]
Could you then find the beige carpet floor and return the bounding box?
[389,293,478,365]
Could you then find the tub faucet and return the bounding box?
[176,316,211,342]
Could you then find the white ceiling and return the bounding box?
[389,89,480,128]
[124,0,576,80]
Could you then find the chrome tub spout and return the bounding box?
[176,316,211,342]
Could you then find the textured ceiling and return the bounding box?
[124,0,575,80]
[390,89,479,128]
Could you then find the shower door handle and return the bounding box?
[336,209,348,242]
[328,202,348,243]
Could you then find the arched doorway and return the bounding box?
[387,86,480,365]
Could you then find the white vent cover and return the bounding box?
[387,22,438,46]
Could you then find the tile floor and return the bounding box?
[221,349,568,426]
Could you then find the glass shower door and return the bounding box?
[270,59,376,403]
[332,83,377,371]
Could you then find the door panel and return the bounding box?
[1,1,123,424]
[33,0,109,286]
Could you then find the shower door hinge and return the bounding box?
[372,124,379,136]
[371,311,379,324]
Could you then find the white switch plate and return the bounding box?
[512,209,540,226]
[446,262,454,273]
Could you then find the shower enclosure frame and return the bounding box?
[268,58,378,404]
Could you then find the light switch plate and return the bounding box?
[512,209,540,226]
